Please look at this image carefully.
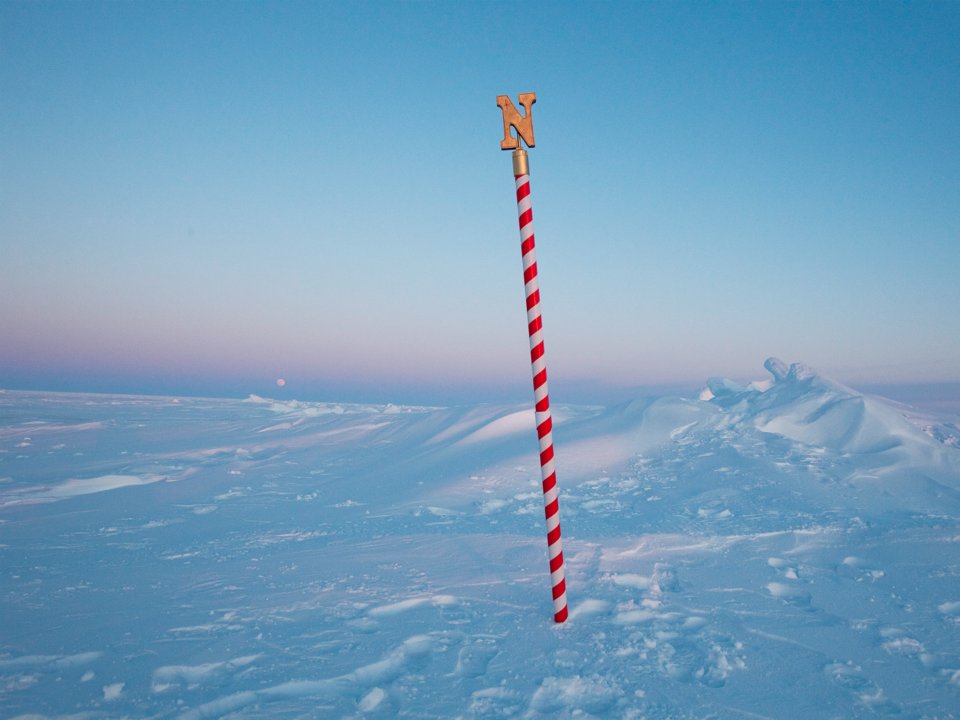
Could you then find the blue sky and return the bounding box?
[2,1,958,403]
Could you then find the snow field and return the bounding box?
[1,360,959,717]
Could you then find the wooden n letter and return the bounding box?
[496,93,536,150]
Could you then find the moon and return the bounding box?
[276,378,286,388]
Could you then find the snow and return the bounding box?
[47,473,168,499]
[1,359,960,717]
[102,682,124,701]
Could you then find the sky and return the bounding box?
[2,1,958,404]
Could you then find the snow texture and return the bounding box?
[1,358,960,718]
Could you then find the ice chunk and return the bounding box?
[764,357,790,382]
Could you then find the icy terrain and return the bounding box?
[2,359,959,719]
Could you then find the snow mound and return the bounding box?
[752,358,955,459]
[697,358,960,515]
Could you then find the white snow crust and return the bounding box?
[1,359,959,718]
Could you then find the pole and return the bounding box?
[497,92,568,623]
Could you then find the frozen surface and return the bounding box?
[1,359,960,718]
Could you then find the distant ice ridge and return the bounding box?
[243,394,438,417]
[702,357,853,407]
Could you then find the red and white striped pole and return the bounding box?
[497,93,568,624]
